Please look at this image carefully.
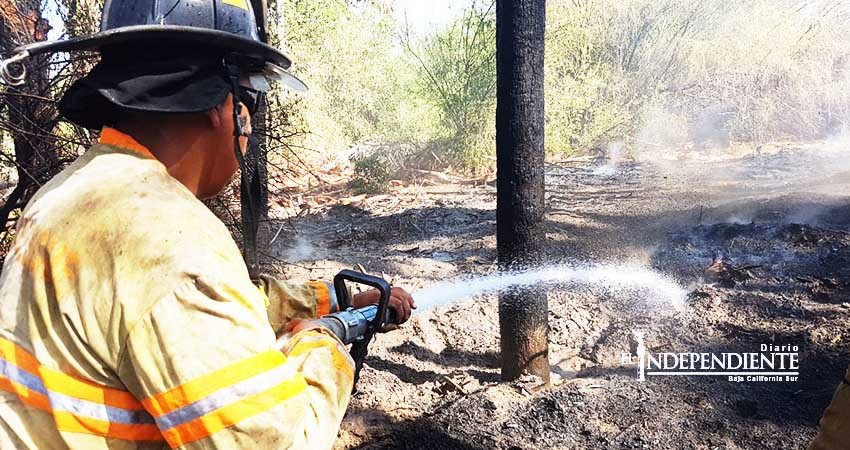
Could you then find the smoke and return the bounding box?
[627,99,850,228]
[284,237,320,262]
[592,142,627,176]
[609,0,850,230]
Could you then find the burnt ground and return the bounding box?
[267,142,850,450]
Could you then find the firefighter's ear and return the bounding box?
[207,94,236,130]
[207,103,224,129]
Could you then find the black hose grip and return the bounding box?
[333,270,392,332]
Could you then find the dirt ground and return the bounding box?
[267,141,850,450]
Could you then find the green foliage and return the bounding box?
[543,0,850,155]
[349,152,395,194]
[545,0,623,154]
[276,0,498,175]
[545,67,632,155]
[278,0,430,152]
[679,0,850,142]
[544,0,705,154]
[404,1,497,171]
[267,0,850,181]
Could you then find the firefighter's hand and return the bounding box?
[284,318,322,335]
[353,287,417,327]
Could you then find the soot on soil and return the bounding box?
[270,142,849,450]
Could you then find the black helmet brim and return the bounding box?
[15,25,291,69]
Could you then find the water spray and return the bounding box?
[411,263,687,313]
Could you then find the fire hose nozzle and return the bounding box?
[318,305,397,345]
[328,269,394,391]
[0,51,30,86]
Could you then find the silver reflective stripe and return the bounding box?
[0,359,47,395]
[323,281,339,313]
[0,358,155,425]
[154,363,297,431]
[49,391,156,425]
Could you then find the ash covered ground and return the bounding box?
[270,142,850,450]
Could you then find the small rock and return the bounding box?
[733,399,758,418]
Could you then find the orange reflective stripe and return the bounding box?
[288,333,354,378]
[160,375,306,448]
[99,127,155,159]
[40,367,144,411]
[0,337,164,442]
[53,412,164,442]
[0,337,145,411]
[311,281,331,316]
[0,338,40,375]
[143,351,307,448]
[142,350,288,417]
[0,377,51,411]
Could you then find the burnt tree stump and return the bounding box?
[495,0,549,382]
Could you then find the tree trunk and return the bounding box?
[252,0,270,221]
[0,1,57,234]
[495,0,549,383]
[240,0,271,279]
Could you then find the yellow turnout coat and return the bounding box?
[0,128,353,449]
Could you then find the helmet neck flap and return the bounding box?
[0,0,301,274]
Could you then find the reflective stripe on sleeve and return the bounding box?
[311,281,332,316]
[0,337,163,442]
[323,281,339,314]
[142,350,308,448]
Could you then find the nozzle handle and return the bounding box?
[333,269,392,332]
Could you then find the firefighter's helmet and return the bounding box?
[17,0,290,69]
[1,0,305,129]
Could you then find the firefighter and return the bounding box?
[0,1,414,449]
[810,370,850,449]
